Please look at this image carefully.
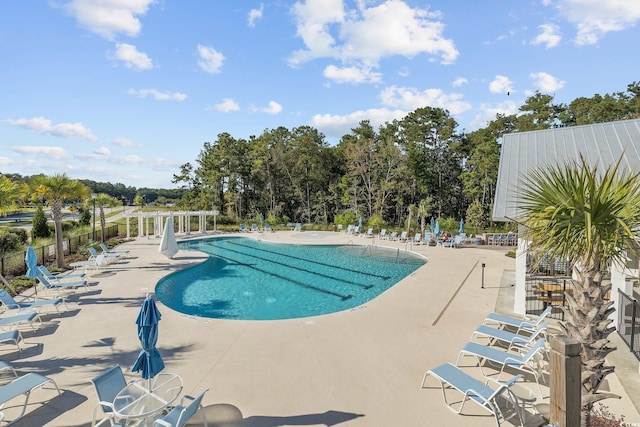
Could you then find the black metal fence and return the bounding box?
[0,224,120,277]
[525,275,571,321]
[618,290,640,360]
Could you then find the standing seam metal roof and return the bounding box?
[492,118,640,222]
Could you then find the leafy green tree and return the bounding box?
[517,156,640,424]
[465,200,485,232]
[31,205,51,239]
[517,91,565,131]
[31,174,89,268]
[416,197,433,236]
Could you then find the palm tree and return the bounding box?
[417,197,433,237]
[0,176,21,216]
[92,193,118,243]
[31,174,89,268]
[517,155,640,425]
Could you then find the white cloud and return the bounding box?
[310,108,407,139]
[113,136,136,147]
[549,0,640,45]
[127,88,187,101]
[215,98,241,112]
[488,75,513,94]
[470,101,519,129]
[5,116,98,141]
[379,86,471,115]
[0,156,11,166]
[261,101,283,115]
[452,77,468,87]
[323,65,381,84]
[61,0,155,40]
[12,145,68,160]
[530,71,565,92]
[531,24,562,48]
[197,45,225,74]
[248,3,264,27]
[289,0,458,73]
[113,43,153,70]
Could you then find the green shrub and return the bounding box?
[5,227,27,244]
[32,205,51,239]
[0,231,21,254]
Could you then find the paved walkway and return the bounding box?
[2,231,639,426]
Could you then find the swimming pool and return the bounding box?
[155,236,426,320]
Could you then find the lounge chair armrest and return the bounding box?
[154,420,172,427]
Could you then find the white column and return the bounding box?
[514,224,528,315]
[611,257,633,329]
[138,215,144,238]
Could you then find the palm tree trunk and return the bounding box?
[51,201,65,268]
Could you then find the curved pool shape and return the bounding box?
[155,236,426,320]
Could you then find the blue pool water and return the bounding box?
[155,236,426,320]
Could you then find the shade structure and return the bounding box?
[430,217,435,233]
[25,246,39,279]
[158,216,178,259]
[358,217,363,228]
[434,220,440,236]
[459,219,464,234]
[259,212,263,226]
[132,295,165,380]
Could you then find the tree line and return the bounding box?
[172,83,640,231]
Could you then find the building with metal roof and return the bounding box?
[493,118,640,222]
[491,118,640,317]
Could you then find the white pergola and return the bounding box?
[492,118,640,317]
[122,210,220,239]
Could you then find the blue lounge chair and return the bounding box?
[0,311,42,332]
[456,338,547,398]
[264,223,273,233]
[421,362,522,427]
[386,231,397,241]
[239,223,247,232]
[0,330,23,353]
[471,322,548,352]
[90,365,129,427]
[0,289,65,315]
[483,306,552,333]
[38,265,86,281]
[377,229,387,239]
[251,223,258,232]
[395,231,408,242]
[0,373,61,425]
[153,388,208,427]
[411,233,421,244]
[293,223,302,232]
[36,270,88,295]
[362,228,374,238]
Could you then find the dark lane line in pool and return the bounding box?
[209,250,353,301]
[206,242,374,290]
[229,240,392,280]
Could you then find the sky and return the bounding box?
[1,1,639,189]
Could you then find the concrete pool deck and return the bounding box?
[3,230,640,426]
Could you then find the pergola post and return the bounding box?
[550,335,581,427]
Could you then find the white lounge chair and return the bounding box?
[88,247,120,262]
[362,228,374,238]
[421,362,522,427]
[0,372,61,425]
[386,231,397,241]
[70,254,107,275]
[377,229,387,239]
[456,338,547,398]
[99,243,129,257]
